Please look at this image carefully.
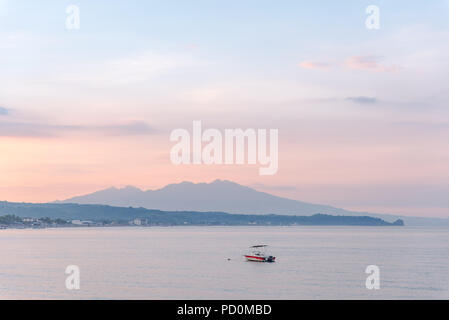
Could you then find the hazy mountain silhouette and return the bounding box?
[56,179,449,226]
[58,180,349,215]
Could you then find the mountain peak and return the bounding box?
[121,185,142,191]
[59,179,348,216]
[210,179,239,185]
[158,180,241,191]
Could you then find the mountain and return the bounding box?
[58,180,349,215]
[57,180,449,226]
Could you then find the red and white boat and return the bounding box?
[244,245,276,262]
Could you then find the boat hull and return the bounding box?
[244,255,276,262]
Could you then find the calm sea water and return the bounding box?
[1,226,448,299]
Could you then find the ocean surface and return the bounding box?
[1,226,448,299]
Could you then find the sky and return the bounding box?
[0,0,448,217]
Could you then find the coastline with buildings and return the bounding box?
[0,210,404,230]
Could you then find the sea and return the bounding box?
[0,226,448,299]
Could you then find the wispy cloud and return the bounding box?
[298,61,333,70]
[0,120,156,138]
[0,106,10,115]
[298,56,401,73]
[0,32,19,49]
[346,96,378,104]
[58,52,209,87]
[345,56,401,73]
[392,121,449,131]
[93,121,156,135]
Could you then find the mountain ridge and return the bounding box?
[56,179,348,216]
[55,179,449,226]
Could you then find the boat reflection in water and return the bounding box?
[244,245,276,262]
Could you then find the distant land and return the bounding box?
[57,180,449,226]
[0,202,403,227]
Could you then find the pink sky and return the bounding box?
[0,3,448,217]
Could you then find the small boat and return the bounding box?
[244,245,276,262]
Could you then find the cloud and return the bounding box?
[0,122,54,137]
[92,121,156,135]
[0,106,10,115]
[392,121,449,131]
[0,32,19,49]
[345,56,401,73]
[298,56,401,73]
[298,61,333,70]
[58,52,209,87]
[346,96,377,104]
[0,120,156,138]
